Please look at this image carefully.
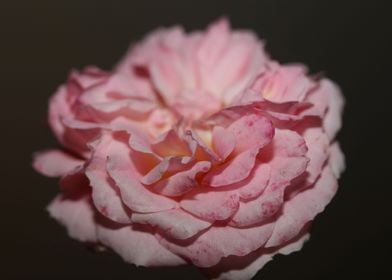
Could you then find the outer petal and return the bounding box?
[157,222,274,268]
[302,127,329,186]
[180,189,239,222]
[33,149,83,177]
[131,208,211,240]
[266,166,338,247]
[206,232,310,280]
[329,142,345,178]
[85,136,132,223]
[322,79,345,140]
[97,221,185,267]
[47,195,97,243]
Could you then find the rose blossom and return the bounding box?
[33,19,344,279]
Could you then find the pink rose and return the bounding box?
[33,19,344,279]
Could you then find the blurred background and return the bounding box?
[1,0,391,279]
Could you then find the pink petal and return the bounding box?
[202,148,258,187]
[267,128,308,158]
[329,142,345,179]
[237,162,270,201]
[33,149,83,177]
[212,126,235,161]
[230,183,284,228]
[131,208,211,240]
[180,189,240,222]
[205,233,310,280]
[302,127,329,186]
[230,157,308,227]
[257,63,314,103]
[323,79,345,140]
[97,222,185,267]
[266,166,338,247]
[228,114,274,153]
[158,222,274,267]
[152,161,211,197]
[85,135,132,223]
[106,145,178,213]
[47,195,97,243]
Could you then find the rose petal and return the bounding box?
[158,222,274,267]
[47,195,97,243]
[322,79,345,140]
[329,142,345,179]
[202,148,259,187]
[205,232,310,280]
[106,145,177,213]
[85,135,132,223]
[152,161,211,197]
[237,162,270,201]
[180,189,239,222]
[97,222,185,267]
[228,114,274,154]
[230,157,308,227]
[33,149,83,177]
[212,126,236,161]
[131,208,211,240]
[266,166,338,247]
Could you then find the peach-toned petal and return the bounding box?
[212,126,236,161]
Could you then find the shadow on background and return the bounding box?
[1,1,391,279]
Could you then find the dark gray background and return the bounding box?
[1,0,391,279]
